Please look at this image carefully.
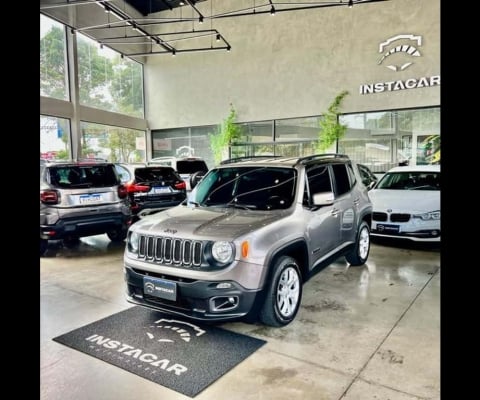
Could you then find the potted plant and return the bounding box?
[209,104,243,164]
[317,90,349,153]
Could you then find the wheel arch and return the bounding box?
[264,239,309,285]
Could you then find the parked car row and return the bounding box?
[40,154,440,328]
[40,157,209,255]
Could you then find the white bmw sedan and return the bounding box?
[369,165,440,242]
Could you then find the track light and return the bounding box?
[216,34,221,42]
[121,53,124,59]
[179,1,185,5]
[227,45,231,52]
[172,49,176,57]
[270,6,276,15]
[104,5,110,13]
[348,0,353,8]
[100,43,103,49]
[70,28,75,34]
[199,16,204,24]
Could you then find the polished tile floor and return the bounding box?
[40,236,440,400]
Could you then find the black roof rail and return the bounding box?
[296,153,349,165]
[220,155,281,165]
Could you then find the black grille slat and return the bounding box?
[390,213,411,222]
[146,237,154,258]
[373,212,388,222]
[193,242,202,265]
[183,241,192,265]
[139,235,147,257]
[136,234,204,268]
[164,238,172,262]
[155,237,163,260]
[173,239,182,263]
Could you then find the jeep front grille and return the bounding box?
[138,235,203,267]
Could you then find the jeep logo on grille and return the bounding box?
[164,228,177,235]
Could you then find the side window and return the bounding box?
[304,165,332,206]
[346,162,357,186]
[331,163,351,196]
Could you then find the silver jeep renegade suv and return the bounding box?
[40,160,132,256]
[124,154,372,326]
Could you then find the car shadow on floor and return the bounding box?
[41,237,126,258]
[371,237,440,253]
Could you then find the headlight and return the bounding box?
[413,210,440,220]
[211,241,234,264]
[128,231,140,253]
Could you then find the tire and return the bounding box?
[107,228,127,242]
[259,256,302,327]
[40,239,48,256]
[345,221,370,266]
[189,171,204,190]
[63,236,80,248]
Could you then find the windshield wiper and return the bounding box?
[225,203,257,210]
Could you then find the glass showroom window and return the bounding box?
[338,107,440,173]
[152,126,216,167]
[274,116,321,157]
[40,14,68,101]
[80,122,146,163]
[40,116,71,160]
[77,34,144,118]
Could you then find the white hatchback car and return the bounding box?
[369,165,440,242]
[147,156,208,191]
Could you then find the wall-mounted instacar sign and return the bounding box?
[360,34,440,95]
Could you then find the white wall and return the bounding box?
[145,0,440,129]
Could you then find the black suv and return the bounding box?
[40,160,132,255]
[124,166,187,220]
[124,154,373,326]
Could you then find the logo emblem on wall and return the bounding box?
[146,318,206,343]
[378,34,422,71]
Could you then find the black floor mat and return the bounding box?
[53,306,266,397]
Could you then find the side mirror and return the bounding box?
[367,181,376,191]
[312,191,334,206]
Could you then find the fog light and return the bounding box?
[216,282,232,289]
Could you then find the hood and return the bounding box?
[369,189,440,213]
[132,205,288,240]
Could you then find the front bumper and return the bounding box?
[124,266,261,322]
[371,220,440,242]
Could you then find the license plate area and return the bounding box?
[143,276,177,301]
[376,224,400,233]
[153,186,171,194]
[79,194,102,204]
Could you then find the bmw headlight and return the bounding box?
[128,231,140,253]
[413,210,440,221]
[211,241,234,264]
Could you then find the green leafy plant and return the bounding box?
[209,104,243,164]
[317,90,349,152]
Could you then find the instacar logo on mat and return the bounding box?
[146,318,207,343]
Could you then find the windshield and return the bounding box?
[376,171,440,190]
[191,166,297,210]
